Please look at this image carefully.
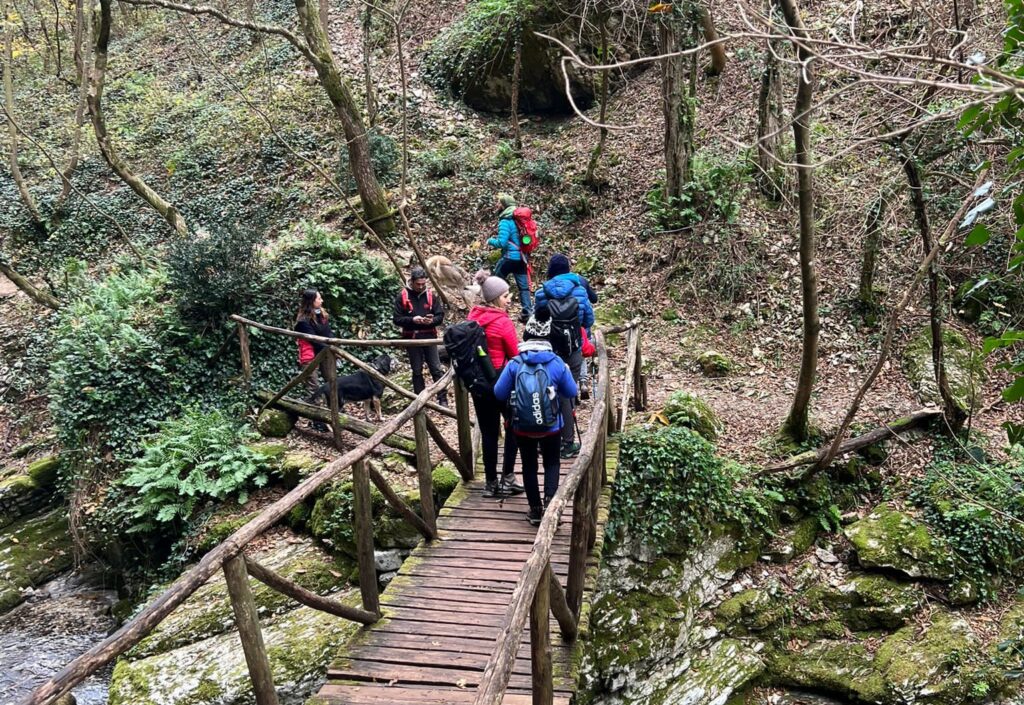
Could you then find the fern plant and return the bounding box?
[119,408,272,532]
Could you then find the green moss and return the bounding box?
[431,462,460,501]
[255,409,294,438]
[765,641,887,703]
[278,451,322,487]
[0,474,38,494]
[697,350,733,377]
[0,509,74,613]
[843,503,955,580]
[662,390,723,441]
[195,512,258,553]
[247,441,288,460]
[25,455,60,487]
[587,589,684,676]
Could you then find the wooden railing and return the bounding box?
[21,318,473,705]
[475,318,646,705]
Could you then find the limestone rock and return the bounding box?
[764,517,820,563]
[26,455,60,487]
[662,391,723,441]
[902,328,985,414]
[373,549,403,573]
[256,409,295,438]
[827,574,923,630]
[766,641,887,703]
[278,451,322,487]
[696,350,733,377]
[645,638,764,705]
[0,508,74,614]
[843,503,955,580]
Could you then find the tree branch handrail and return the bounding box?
[20,369,454,705]
[230,314,442,348]
[473,332,611,705]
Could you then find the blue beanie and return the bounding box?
[547,253,571,278]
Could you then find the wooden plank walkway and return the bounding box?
[314,441,618,705]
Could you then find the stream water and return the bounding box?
[0,568,118,705]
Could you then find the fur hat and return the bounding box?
[523,315,552,341]
[475,269,509,304]
[546,253,571,278]
[498,193,517,208]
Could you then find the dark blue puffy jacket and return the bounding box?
[534,274,595,330]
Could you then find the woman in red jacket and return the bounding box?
[467,272,525,498]
[295,289,333,432]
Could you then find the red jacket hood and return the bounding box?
[467,305,508,327]
[467,305,519,371]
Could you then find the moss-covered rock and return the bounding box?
[128,533,351,660]
[825,574,923,630]
[662,390,723,441]
[764,516,819,563]
[110,597,362,705]
[256,409,294,438]
[647,638,765,705]
[25,455,60,487]
[765,641,888,703]
[697,350,733,377]
[715,588,790,634]
[902,328,985,414]
[0,508,74,613]
[277,451,322,487]
[844,503,955,580]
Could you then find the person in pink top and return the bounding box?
[466,272,525,498]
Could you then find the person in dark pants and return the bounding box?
[295,288,333,432]
[467,272,525,498]
[493,316,578,526]
[488,193,534,323]
[393,266,448,407]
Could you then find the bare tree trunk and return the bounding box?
[0,260,61,309]
[294,0,395,238]
[90,0,188,236]
[780,0,819,442]
[662,10,697,202]
[584,14,609,189]
[55,0,91,209]
[361,0,376,127]
[901,149,965,431]
[510,28,522,152]
[318,0,328,34]
[3,0,45,228]
[698,5,727,76]
[755,29,784,200]
[858,188,890,310]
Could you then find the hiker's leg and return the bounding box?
[512,268,533,316]
[540,433,562,503]
[407,346,426,394]
[424,344,448,406]
[500,417,519,478]
[518,436,542,509]
[472,392,500,484]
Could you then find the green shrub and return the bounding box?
[119,408,272,532]
[662,390,723,440]
[167,224,265,326]
[524,158,562,186]
[337,129,399,192]
[608,425,775,551]
[646,153,748,230]
[420,146,460,178]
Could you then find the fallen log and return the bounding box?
[255,390,416,455]
[760,407,941,476]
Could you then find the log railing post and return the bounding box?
[324,350,344,450]
[414,411,436,536]
[237,322,252,385]
[223,555,280,705]
[548,569,577,642]
[606,364,618,435]
[565,466,591,617]
[587,433,602,550]
[633,333,647,411]
[352,458,380,615]
[531,561,554,705]
[453,379,474,477]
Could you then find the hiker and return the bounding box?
[493,315,578,526]
[488,193,534,323]
[533,253,595,459]
[295,288,333,432]
[466,271,525,498]
[393,266,448,407]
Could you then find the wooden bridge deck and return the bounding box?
[314,442,618,705]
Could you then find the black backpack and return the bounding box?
[544,283,582,358]
[443,321,497,396]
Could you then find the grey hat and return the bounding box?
[480,275,509,303]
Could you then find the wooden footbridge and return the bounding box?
[22,315,646,705]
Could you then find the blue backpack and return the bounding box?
[510,356,560,433]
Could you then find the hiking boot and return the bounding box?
[560,442,581,459]
[526,505,543,526]
[579,379,590,401]
[483,480,508,499]
[501,473,525,496]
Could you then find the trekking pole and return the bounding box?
[574,413,582,447]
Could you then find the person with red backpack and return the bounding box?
[393,266,448,407]
[488,193,536,323]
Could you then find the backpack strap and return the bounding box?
[400,288,412,312]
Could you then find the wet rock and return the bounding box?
[256,409,294,438]
[766,641,887,703]
[0,509,74,614]
[843,503,955,580]
[373,549,403,573]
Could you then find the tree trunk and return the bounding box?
[361,0,376,127]
[858,188,890,310]
[698,5,727,76]
[90,0,189,236]
[3,0,45,228]
[510,28,522,152]
[56,0,91,210]
[584,14,609,189]
[901,150,965,431]
[755,28,784,200]
[780,0,819,442]
[293,0,395,239]
[662,9,697,202]
[0,260,61,309]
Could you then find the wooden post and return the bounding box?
[565,466,591,617]
[530,561,554,705]
[587,431,604,549]
[367,464,436,541]
[351,458,380,614]
[548,569,578,642]
[606,365,618,435]
[453,379,474,477]
[223,555,280,705]
[414,411,436,536]
[244,557,378,625]
[237,322,252,385]
[633,334,647,411]
[323,351,344,450]
[425,416,472,481]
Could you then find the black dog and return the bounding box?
[309,354,394,422]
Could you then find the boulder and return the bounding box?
[0,455,61,528]
[715,588,788,634]
[256,409,294,438]
[764,516,819,564]
[0,508,74,613]
[278,451,323,487]
[662,391,723,441]
[766,641,887,703]
[825,574,923,630]
[696,350,733,377]
[843,503,955,580]
[26,455,60,487]
[902,328,985,414]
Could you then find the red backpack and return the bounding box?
[512,207,540,256]
[400,288,433,311]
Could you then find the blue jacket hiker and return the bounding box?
[487,193,534,323]
[534,273,596,331]
[494,317,578,526]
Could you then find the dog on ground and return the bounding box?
[309,353,394,422]
[425,255,479,309]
